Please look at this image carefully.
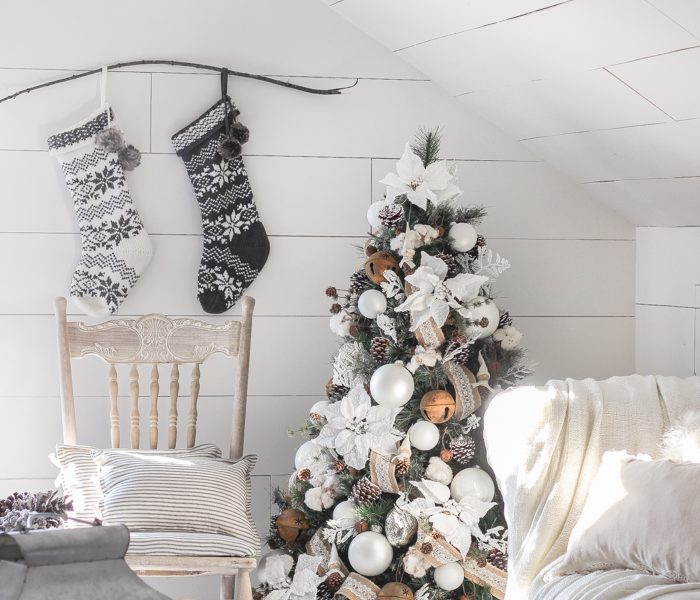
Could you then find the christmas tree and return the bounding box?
[255,130,532,600]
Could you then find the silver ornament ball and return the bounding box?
[448,222,478,253]
[370,362,414,408]
[358,289,387,319]
[385,506,418,547]
[347,531,393,576]
[450,467,495,503]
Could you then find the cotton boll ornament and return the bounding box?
[358,289,388,319]
[370,362,414,408]
[450,467,495,503]
[448,222,477,253]
[348,531,393,576]
[433,562,465,590]
[408,420,440,451]
[295,440,323,470]
[467,299,500,339]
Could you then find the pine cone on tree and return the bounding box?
[325,382,349,402]
[486,548,508,572]
[317,580,334,600]
[349,269,370,294]
[351,477,382,505]
[325,286,338,299]
[394,457,410,476]
[267,515,284,549]
[326,572,344,592]
[436,252,459,277]
[378,203,404,229]
[450,436,476,465]
[369,336,391,363]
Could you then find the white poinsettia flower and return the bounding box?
[407,479,496,558]
[395,252,488,331]
[380,144,461,210]
[315,384,401,470]
[265,554,324,600]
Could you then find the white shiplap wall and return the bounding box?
[0,1,634,597]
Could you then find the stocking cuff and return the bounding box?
[48,107,114,154]
[171,96,239,157]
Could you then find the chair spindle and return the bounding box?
[109,364,119,448]
[187,364,200,448]
[168,364,179,449]
[149,364,159,449]
[130,364,140,449]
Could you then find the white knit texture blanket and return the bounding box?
[484,375,700,600]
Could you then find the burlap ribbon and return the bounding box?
[412,530,462,568]
[443,360,481,419]
[415,318,445,349]
[369,450,400,494]
[305,529,331,572]
[337,573,380,600]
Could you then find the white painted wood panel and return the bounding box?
[0,0,422,80]
[585,178,700,227]
[648,0,700,40]
[524,120,700,183]
[0,70,151,152]
[397,0,696,94]
[334,0,565,51]
[636,304,695,376]
[460,69,668,141]
[150,74,534,160]
[610,47,700,121]
[371,159,634,240]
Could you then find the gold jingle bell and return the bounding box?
[364,251,400,285]
[276,508,310,543]
[379,583,414,600]
[419,390,456,424]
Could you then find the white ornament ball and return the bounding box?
[448,222,478,253]
[450,467,495,503]
[347,531,393,576]
[433,562,464,591]
[294,440,322,470]
[408,420,440,451]
[358,289,387,319]
[468,299,500,339]
[370,363,414,408]
[367,201,390,228]
[332,500,359,525]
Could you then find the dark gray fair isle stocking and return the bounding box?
[171,94,269,314]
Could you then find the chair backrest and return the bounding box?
[54,296,255,460]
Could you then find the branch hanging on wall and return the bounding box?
[0,59,359,105]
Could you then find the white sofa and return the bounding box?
[483,375,700,600]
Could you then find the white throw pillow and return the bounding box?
[53,443,222,523]
[661,410,700,462]
[92,451,261,556]
[554,451,700,582]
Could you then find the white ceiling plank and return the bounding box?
[610,46,700,120]
[460,68,669,140]
[397,0,697,95]
[333,0,565,52]
[523,119,700,183]
[648,0,700,39]
[584,177,700,226]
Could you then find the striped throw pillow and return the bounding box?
[53,444,222,523]
[92,451,260,556]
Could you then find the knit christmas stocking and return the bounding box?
[171,85,269,314]
[48,99,152,316]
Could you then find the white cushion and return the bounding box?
[128,531,255,557]
[554,451,700,583]
[93,451,260,557]
[53,443,222,523]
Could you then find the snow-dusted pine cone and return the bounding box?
[378,203,404,229]
[267,515,284,549]
[326,572,345,592]
[445,340,471,365]
[450,436,476,465]
[326,382,349,402]
[349,269,370,294]
[499,310,513,328]
[487,548,508,572]
[436,252,459,277]
[317,580,334,600]
[351,477,382,505]
[370,336,391,363]
[394,457,410,476]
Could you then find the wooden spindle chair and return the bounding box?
[54,296,257,600]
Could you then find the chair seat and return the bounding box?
[128,531,258,557]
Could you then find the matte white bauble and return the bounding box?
[347,531,393,576]
[448,222,478,253]
[332,500,359,525]
[358,289,388,319]
[370,363,414,408]
[367,200,391,228]
[408,420,440,451]
[294,440,322,470]
[450,467,495,503]
[468,299,500,339]
[433,562,465,591]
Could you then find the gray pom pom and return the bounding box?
[95,127,125,153]
[217,136,242,159]
[118,144,141,171]
[230,122,250,144]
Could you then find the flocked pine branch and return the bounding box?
[412,127,442,167]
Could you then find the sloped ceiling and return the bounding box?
[329,0,700,226]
